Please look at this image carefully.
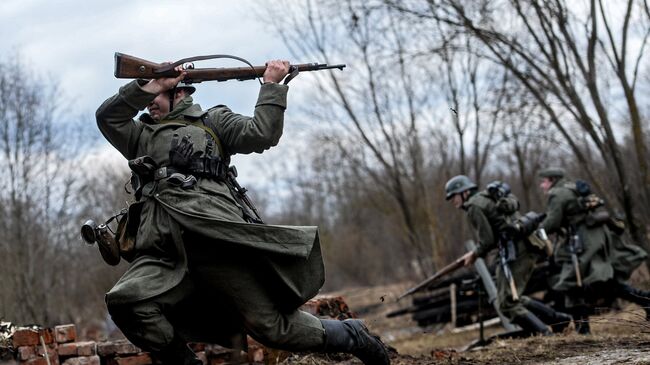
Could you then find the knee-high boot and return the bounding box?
[569,307,591,335]
[511,312,552,336]
[154,334,203,365]
[525,299,573,333]
[321,319,390,365]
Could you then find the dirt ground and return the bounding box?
[283,283,650,365]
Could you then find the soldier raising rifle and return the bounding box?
[94,57,389,365]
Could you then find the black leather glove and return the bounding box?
[169,134,195,168]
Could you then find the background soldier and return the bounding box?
[95,61,389,364]
[538,167,650,335]
[445,175,571,336]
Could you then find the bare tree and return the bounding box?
[0,54,127,328]
[388,0,650,258]
[265,0,447,275]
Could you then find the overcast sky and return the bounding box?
[1,0,316,184]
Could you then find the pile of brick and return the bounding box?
[12,324,94,364]
[10,328,253,365]
[302,296,356,320]
[5,296,352,365]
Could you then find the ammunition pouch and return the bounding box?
[167,132,228,180]
[185,155,228,179]
[527,229,553,256]
[128,156,159,200]
[151,154,227,190]
[129,153,228,196]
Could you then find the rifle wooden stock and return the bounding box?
[397,257,465,301]
[114,52,345,83]
[508,277,519,301]
[572,254,583,287]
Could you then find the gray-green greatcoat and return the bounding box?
[464,191,540,320]
[609,229,647,282]
[95,80,326,349]
[540,178,614,295]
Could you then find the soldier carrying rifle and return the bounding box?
[538,167,650,335]
[444,175,571,335]
[93,55,388,365]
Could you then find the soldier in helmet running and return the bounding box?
[95,62,390,364]
[445,175,572,336]
[538,167,650,334]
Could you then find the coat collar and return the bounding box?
[162,97,205,121]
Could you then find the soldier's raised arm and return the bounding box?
[210,60,290,155]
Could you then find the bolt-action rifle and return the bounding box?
[498,233,520,301]
[397,256,466,301]
[113,53,345,84]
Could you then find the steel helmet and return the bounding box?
[445,175,477,200]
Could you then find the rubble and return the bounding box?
[1,296,352,364]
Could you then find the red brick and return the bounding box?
[76,341,96,356]
[58,342,78,356]
[12,329,39,347]
[57,341,96,357]
[54,324,77,343]
[106,353,152,365]
[97,340,141,356]
[14,328,56,347]
[17,345,36,360]
[23,352,59,365]
[61,355,100,365]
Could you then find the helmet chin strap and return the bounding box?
[168,87,176,113]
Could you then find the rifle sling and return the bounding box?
[155,54,262,85]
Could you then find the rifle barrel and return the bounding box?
[397,257,465,301]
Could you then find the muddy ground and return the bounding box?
[284,283,650,365]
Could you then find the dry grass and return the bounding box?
[294,284,650,364]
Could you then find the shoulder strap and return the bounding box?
[197,114,226,158]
